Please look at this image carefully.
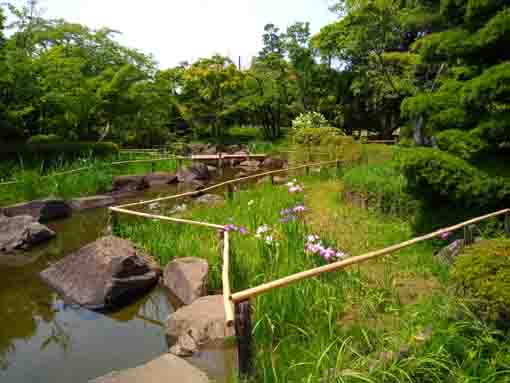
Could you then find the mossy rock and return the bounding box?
[452,238,510,324]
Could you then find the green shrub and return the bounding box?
[293,127,343,145]
[343,162,419,216]
[452,239,510,323]
[26,134,63,145]
[399,147,510,211]
[436,128,489,160]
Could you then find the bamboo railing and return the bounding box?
[230,208,510,303]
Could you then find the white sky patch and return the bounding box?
[8,0,337,68]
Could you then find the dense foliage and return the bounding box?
[1,1,508,154]
[399,147,510,211]
[453,239,510,323]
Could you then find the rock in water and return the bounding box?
[2,198,72,222]
[167,295,234,356]
[111,175,149,192]
[177,163,210,183]
[163,257,209,305]
[40,236,161,311]
[239,160,260,170]
[89,354,209,383]
[261,156,287,170]
[0,215,55,253]
[194,194,224,205]
[143,172,178,186]
[70,195,115,211]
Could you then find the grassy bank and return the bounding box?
[117,167,510,382]
[0,155,179,206]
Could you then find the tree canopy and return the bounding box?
[0,0,508,155]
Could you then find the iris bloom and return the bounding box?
[224,224,237,232]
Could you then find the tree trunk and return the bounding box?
[414,116,425,146]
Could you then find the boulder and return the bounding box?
[261,156,287,170]
[0,215,55,253]
[239,160,260,170]
[163,257,209,305]
[70,195,115,211]
[89,354,209,383]
[202,146,217,155]
[194,194,224,205]
[112,175,149,192]
[188,143,209,154]
[273,176,289,185]
[143,172,178,187]
[435,239,465,265]
[167,295,234,356]
[40,236,161,310]
[177,163,210,183]
[2,198,72,222]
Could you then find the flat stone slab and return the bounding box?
[194,194,224,205]
[70,195,115,211]
[164,257,209,305]
[2,198,72,222]
[40,236,161,310]
[112,175,149,192]
[90,354,209,383]
[0,214,55,253]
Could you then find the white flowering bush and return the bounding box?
[292,112,328,130]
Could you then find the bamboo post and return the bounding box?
[151,161,156,173]
[235,301,254,379]
[177,158,183,172]
[218,153,223,169]
[270,175,275,185]
[505,213,510,235]
[222,231,235,326]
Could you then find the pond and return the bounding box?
[0,175,239,383]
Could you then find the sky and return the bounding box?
[16,0,338,68]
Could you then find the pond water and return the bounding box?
[0,172,240,383]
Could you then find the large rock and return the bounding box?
[2,198,72,222]
[70,195,115,211]
[112,175,149,192]
[177,163,210,183]
[164,257,209,305]
[0,214,55,253]
[239,160,260,170]
[261,156,287,170]
[40,236,161,310]
[143,172,178,187]
[89,354,209,383]
[188,143,210,154]
[167,295,234,356]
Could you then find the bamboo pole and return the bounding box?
[109,206,225,230]
[222,231,235,326]
[114,160,338,209]
[230,208,510,303]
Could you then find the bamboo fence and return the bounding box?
[230,208,510,303]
